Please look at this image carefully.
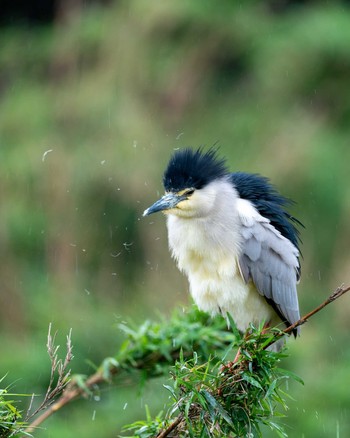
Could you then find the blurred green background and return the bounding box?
[1,0,350,436]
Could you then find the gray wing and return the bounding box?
[238,215,301,334]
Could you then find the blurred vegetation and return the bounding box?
[1,0,350,436]
[0,376,26,438]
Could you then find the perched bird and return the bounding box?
[143,148,302,346]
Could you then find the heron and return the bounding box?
[143,148,302,349]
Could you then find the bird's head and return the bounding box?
[143,148,229,218]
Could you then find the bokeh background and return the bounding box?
[1,1,350,436]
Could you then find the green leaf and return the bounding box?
[241,373,263,390]
[275,368,305,385]
[200,389,234,428]
[163,384,176,399]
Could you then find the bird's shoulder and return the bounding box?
[230,172,302,251]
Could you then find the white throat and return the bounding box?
[166,179,243,266]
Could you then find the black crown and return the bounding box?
[163,147,228,192]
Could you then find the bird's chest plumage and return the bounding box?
[168,216,238,278]
[166,215,274,332]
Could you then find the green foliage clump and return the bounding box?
[0,377,27,438]
[4,307,302,437]
[114,306,237,379]
[121,322,303,438]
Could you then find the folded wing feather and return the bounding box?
[237,199,300,334]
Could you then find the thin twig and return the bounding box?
[156,414,183,438]
[24,371,106,434]
[261,284,350,352]
[24,325,74,432]
[283,284,350,335]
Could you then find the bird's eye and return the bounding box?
[185,189,195,196]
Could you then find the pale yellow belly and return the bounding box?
[183,252,276,332]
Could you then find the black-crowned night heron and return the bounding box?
[143,148,302,347]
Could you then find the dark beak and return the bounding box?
[143,193,184,216]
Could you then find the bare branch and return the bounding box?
[156,414,183,438]
[24,368,108,434]
[283,284,350,335]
